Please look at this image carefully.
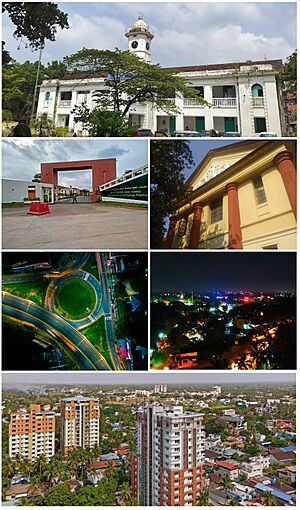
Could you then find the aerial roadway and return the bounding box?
[2,292,112,371]
[96,252,124,370]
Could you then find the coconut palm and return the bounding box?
[196,490,210,506]
[262,491,277,506]
[120,482,132,505]
[219,474,234,491]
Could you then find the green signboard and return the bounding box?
[100,174,148,201]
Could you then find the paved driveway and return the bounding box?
[2,204,148,249]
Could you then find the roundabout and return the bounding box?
[46,270,103,329]
[54,278,96,320]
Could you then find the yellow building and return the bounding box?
[166,140,296,250]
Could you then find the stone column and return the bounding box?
[165,216,177,249]
[188,202,203,249]
[273,150,296,218]
[226,182,243,249]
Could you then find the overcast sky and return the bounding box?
[2,139,147,189]
[2,372,295,387]
[2,3,296,67]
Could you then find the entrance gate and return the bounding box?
[57,194,92,204]
[41,158,116,203]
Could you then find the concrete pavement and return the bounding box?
[2,204,148,249]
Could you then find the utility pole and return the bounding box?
[30,44,43,121]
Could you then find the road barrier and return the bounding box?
[27,202,51,215]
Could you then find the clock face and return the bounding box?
[131,41,138,49]
[146,42,150,50]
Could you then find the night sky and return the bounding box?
[151,252,296,293]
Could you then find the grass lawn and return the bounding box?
[99,201,147,208]
[2,281,48,307]
[81,316,113,369]
[55,279,96,320]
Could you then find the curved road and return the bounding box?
[2,292,111,371]
[46,270,103,329]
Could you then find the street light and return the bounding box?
[30,44,43,121]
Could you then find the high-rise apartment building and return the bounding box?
[61,396,100,454]
[9,404,55,461]
[154,384,168,393]
[132,405,205,506]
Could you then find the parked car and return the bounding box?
[197,129,222,137]
[173,130,201,137]
[133,128,154,137]
[259,132,278,137]
[222,131,241,137]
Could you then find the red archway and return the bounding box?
[41,158,116,203]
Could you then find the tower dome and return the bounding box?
[125,15,154,63]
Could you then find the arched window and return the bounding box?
[44,91,50,101]
[251,84,263,97]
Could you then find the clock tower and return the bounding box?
[125,15,154,62]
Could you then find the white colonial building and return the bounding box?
[37,15,284,136]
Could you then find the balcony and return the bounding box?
[213,98,236,107]
[252,97,264,107]
[183,98,204,107]
[59,100,72,108]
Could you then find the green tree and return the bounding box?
[150,140,193,248]
[35,483,78,506]
[280,50,297,93]
[196,490,210,506]
[65,48,206,118]
[72,105,137,137]
[262,491,278,506]
[219,474,234,491]
[119,482,132,505]
[2,2,69,49]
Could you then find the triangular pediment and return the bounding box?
[189,141,264,190]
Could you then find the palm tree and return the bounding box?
[196,490,210,506]
[28,475,41,496]
[33,454,48,481]
[120,482,132,505]
[219,474,234,491]
[239,472,248,484]
[2,458,16,479]
[262,491,277,506]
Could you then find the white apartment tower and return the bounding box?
[132,405,205,506]
[61,396,100,454]
[154,384,168,393]
[9,404,55,461]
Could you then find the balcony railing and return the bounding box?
[213,98,236,107]
[59,100,72,107]
[183,98,204,107]
[252,97,264,107]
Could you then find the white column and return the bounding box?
[237,77,253,137]
[264,78,282,136]
[175,93,184,131]
[69,90,78,131]
[204,85,213,129]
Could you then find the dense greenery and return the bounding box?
[280,50,297,93]
[81,316,113,369]
[2,3,69,49]
[150,140,193,248]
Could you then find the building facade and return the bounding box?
[36,16,284,137]
[132,405,205,506]
[61,396,100,454]
[2,178,54,204]
[165,140,296,250]
[9,404,55,461]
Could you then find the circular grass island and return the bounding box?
[54,278,97,320]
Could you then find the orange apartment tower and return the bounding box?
[8,404,55,461]
[61,396,100,454]
[132,406,205,506]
